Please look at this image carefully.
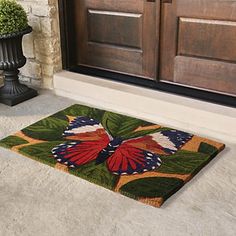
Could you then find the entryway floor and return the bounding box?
[0,90,235,236]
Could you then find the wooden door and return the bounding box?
[74,0,159,79]
[160,0,236,96]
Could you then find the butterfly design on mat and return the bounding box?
[51,116,193,175]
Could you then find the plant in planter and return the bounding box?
[0,0,37,106]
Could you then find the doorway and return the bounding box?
[58,0,236,107]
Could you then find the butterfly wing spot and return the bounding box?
[121,173,128,176]
[113,144,120,148]
[147,153,153,157]
[71,142,77,145]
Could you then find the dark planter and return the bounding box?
[0,26,37,106]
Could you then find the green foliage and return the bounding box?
[0,135,28,148]
[22,117,68,141]
[102,111,158,139]
[157,150,209,175]
[120,177,184,199]
[70,161,119,190]
[60,104,105,123]
[0,0,28,35]
[198,142,218,156]
[19,141,62,166]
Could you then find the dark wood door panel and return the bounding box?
[174,56,236,96]
[178,17,236,63]
[160,0,236,96]
[176,0,236,21]
[88,10,143,49]
[86,43,143,75]
[74,0,159,79]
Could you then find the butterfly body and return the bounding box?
[96,138,123,165]
[52,116,193,176]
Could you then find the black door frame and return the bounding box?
[58,0,236,107]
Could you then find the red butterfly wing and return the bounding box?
[106,130,192,175]
[106,142,162,175]
[52,116,110,167]
[52,140,109,167]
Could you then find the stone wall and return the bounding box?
[16,0,62,89]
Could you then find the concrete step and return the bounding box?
[54,71,236,143]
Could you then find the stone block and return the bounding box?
[32,5,50,17]
[20,61,42,79]
[23,34,35,59]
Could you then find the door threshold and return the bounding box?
[54,70,236,143]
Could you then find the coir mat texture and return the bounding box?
[0,104,225,207]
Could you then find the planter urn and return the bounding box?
[0,26,37,106]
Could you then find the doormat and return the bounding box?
[0,104,225,207]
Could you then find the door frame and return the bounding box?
[58,0,236,107]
